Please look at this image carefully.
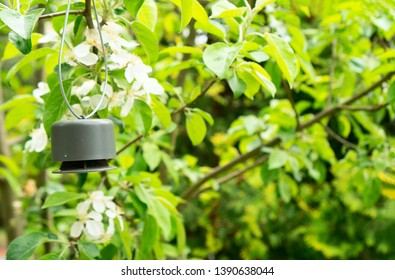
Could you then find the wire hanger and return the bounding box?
[58,0,108,119]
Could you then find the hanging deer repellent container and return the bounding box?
[51,0,116,174]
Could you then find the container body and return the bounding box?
[51,119,116,162]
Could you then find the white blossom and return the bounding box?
[72,80,96,97]
[70,191,124,242]
[125,55,152,83]
[68,42,99,66]
[70,201,104,240]
[32,82,50,103]
[25,124,48,153]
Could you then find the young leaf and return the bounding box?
[6,47,57,81]
[131,21,159,64]
[149,198,171,239]
[180,0,193,31]
[193,108,214,125]
[136,0,157,31]
[78,242,100,259]
[132,99,153,136]
[387,81,395,111]
[6,232,47,260]
[263,33,298,87]
[0,7,44,38]
[278,175,292,203]
[141,215,158,252]
[8,31,32,54]
[227,70,246,98]
[186,111,207,146]
[42,192,86,208]
[142,142,162,171]
[203,42,242,79]
[268,149,288,170]
[43,80,72,136]
[123,0,145,17]
[151,96,172,128]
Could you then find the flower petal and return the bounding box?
[77,53,99,66]
[120,95,134,117]
[85,220,104,238]
[92,201,106,213]
[70,221,84,238]
[87,211,103,222]
[76,201,91,217]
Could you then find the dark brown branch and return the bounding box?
[217,155,269,185]
[338,103,389,112]
[173,78,217,115]
[83,0,94,29]
[116,135,143,155]
[39,10,84,20]
[324,125,356,149]
[181,71,395,200]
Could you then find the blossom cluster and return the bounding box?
[70,191,123,242]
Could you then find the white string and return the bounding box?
[58,0,108,119]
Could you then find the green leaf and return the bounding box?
[78,242,100,259]
[131,21,159,64]
[268,149,288,170]
[132,99,152,136]
[136,0,157,31]
[253,0,275,13]
[211,0,246,18]
[0,7,44,39]
[261,162,279,187]
[176,218,186,256]
[248,62,277,97]
[43,80,72,136]
[363,179,381,207]
[263,33,298,87]
[203,42,242,79]
[6,232,47,260]
[123,0,145,17]
[142,142,162,171]
[387,81,395,111]
[141,215,158,252]
[227,70,246,98]
[238,68,260,99]
[8,31,32,54]
[151,96,172,128]
[6,47,57,81]
[278,175,292,203]
[193,108,214,126]
[149,198,171,239]
[186,111,207,146]
[180,0,193,31]
[42,192,86,209]
[39,252,63,260]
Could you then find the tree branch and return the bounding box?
[83,0,94,29]
[338,103,389,112]
[39,10,84,20]
[116,135,143,155]
[324,125,356,149]
[181,71,395,200]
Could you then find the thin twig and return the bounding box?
[39,10,84,20]
[173,78,217,115]
[338,103,389,112]
[324,125,356,149]
[116,134,143,155]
